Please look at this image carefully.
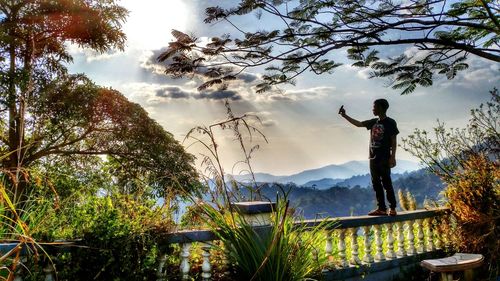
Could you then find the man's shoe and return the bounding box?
[368,209,388,216]
[388,208,397,216]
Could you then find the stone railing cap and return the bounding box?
[231,201,277,214]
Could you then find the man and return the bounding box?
[339,99,399,216]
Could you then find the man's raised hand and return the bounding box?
[338,105,345,116]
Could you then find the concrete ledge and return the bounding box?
[231,201,276,214]
[301,208,449,230]
[164,208,450,243]
[0,241,77,255]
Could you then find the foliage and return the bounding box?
[444,155,499,279]
[398,189,417,211]
[158,0,499,94]
[200,195,335,281]
[0,0,199,203]
[21,194,173,281]
[403,89,499,279]
[0,174,57,280]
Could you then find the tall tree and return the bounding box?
[0,1,198,200]
[158,0,499,94]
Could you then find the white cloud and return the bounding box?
[339,64,372,80]
[254,86,337,103]
[66,43,126,62]
[464,68,498,83]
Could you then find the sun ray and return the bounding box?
[120,0,189,50]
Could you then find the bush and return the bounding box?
[23,194,173,281]
[445,155,499,279]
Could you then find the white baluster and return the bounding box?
[350,227,361,265]
[416,219,425,253]
[396,222,406,257]
[434,217,443,250]
[442,215,451,250]
[312,247,319,265]
[362,226,373,264]
[13,257,26,281]
[201,243,212,280]
[180,243,191,280]
[426,218,435,252]
[156,254,167,281]
[385,223,396,260]
[373,224,385,262]
[223,241,232,276]
[324,230,334,269]
[407,220,416,255]
[43,264,55,281]
[338,229,348,268]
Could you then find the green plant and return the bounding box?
[18,194,173,281]
[444,155,499,280]
[398,190,417,211]
[403,89,499,280]
[0,173,57,281]
[199,194,336,281]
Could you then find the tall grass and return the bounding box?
[199,193,336,281]
[0,177,54,280]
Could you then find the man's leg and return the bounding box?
[370,160,387,211]
[380,162,397,210]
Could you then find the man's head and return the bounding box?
[372,99,389,116]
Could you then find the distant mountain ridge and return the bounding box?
[302,173,408,189]
[232,160,421,185]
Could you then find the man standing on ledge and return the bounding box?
[339,99,399,216]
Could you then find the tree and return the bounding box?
[0,1,198,201]
[158,0,499,94]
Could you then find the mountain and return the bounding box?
[303,173,410,190]
[301,178,344,189]
[232,160,421,185]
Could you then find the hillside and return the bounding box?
[241,167,444,219]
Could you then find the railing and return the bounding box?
[161,207,450,281]
[1,208,450,280]
[0,241,76,281]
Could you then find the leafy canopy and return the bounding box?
[159,0,499,94]
[0,1,198,199]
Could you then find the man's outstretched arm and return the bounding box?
[339,106,364,127]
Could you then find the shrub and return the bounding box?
[200,197,336,281]
[23,194,173,281]
[444,155,499,278]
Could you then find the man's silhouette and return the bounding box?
[339,99,399,216]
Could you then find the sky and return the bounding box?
[67,0,499,176]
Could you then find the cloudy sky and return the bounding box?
[67,0,499,175]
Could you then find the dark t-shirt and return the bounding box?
[362,117,399,160]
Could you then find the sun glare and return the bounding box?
[120,0,189,50]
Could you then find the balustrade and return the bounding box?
[2,208,449,280]
[161,208,449,280]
